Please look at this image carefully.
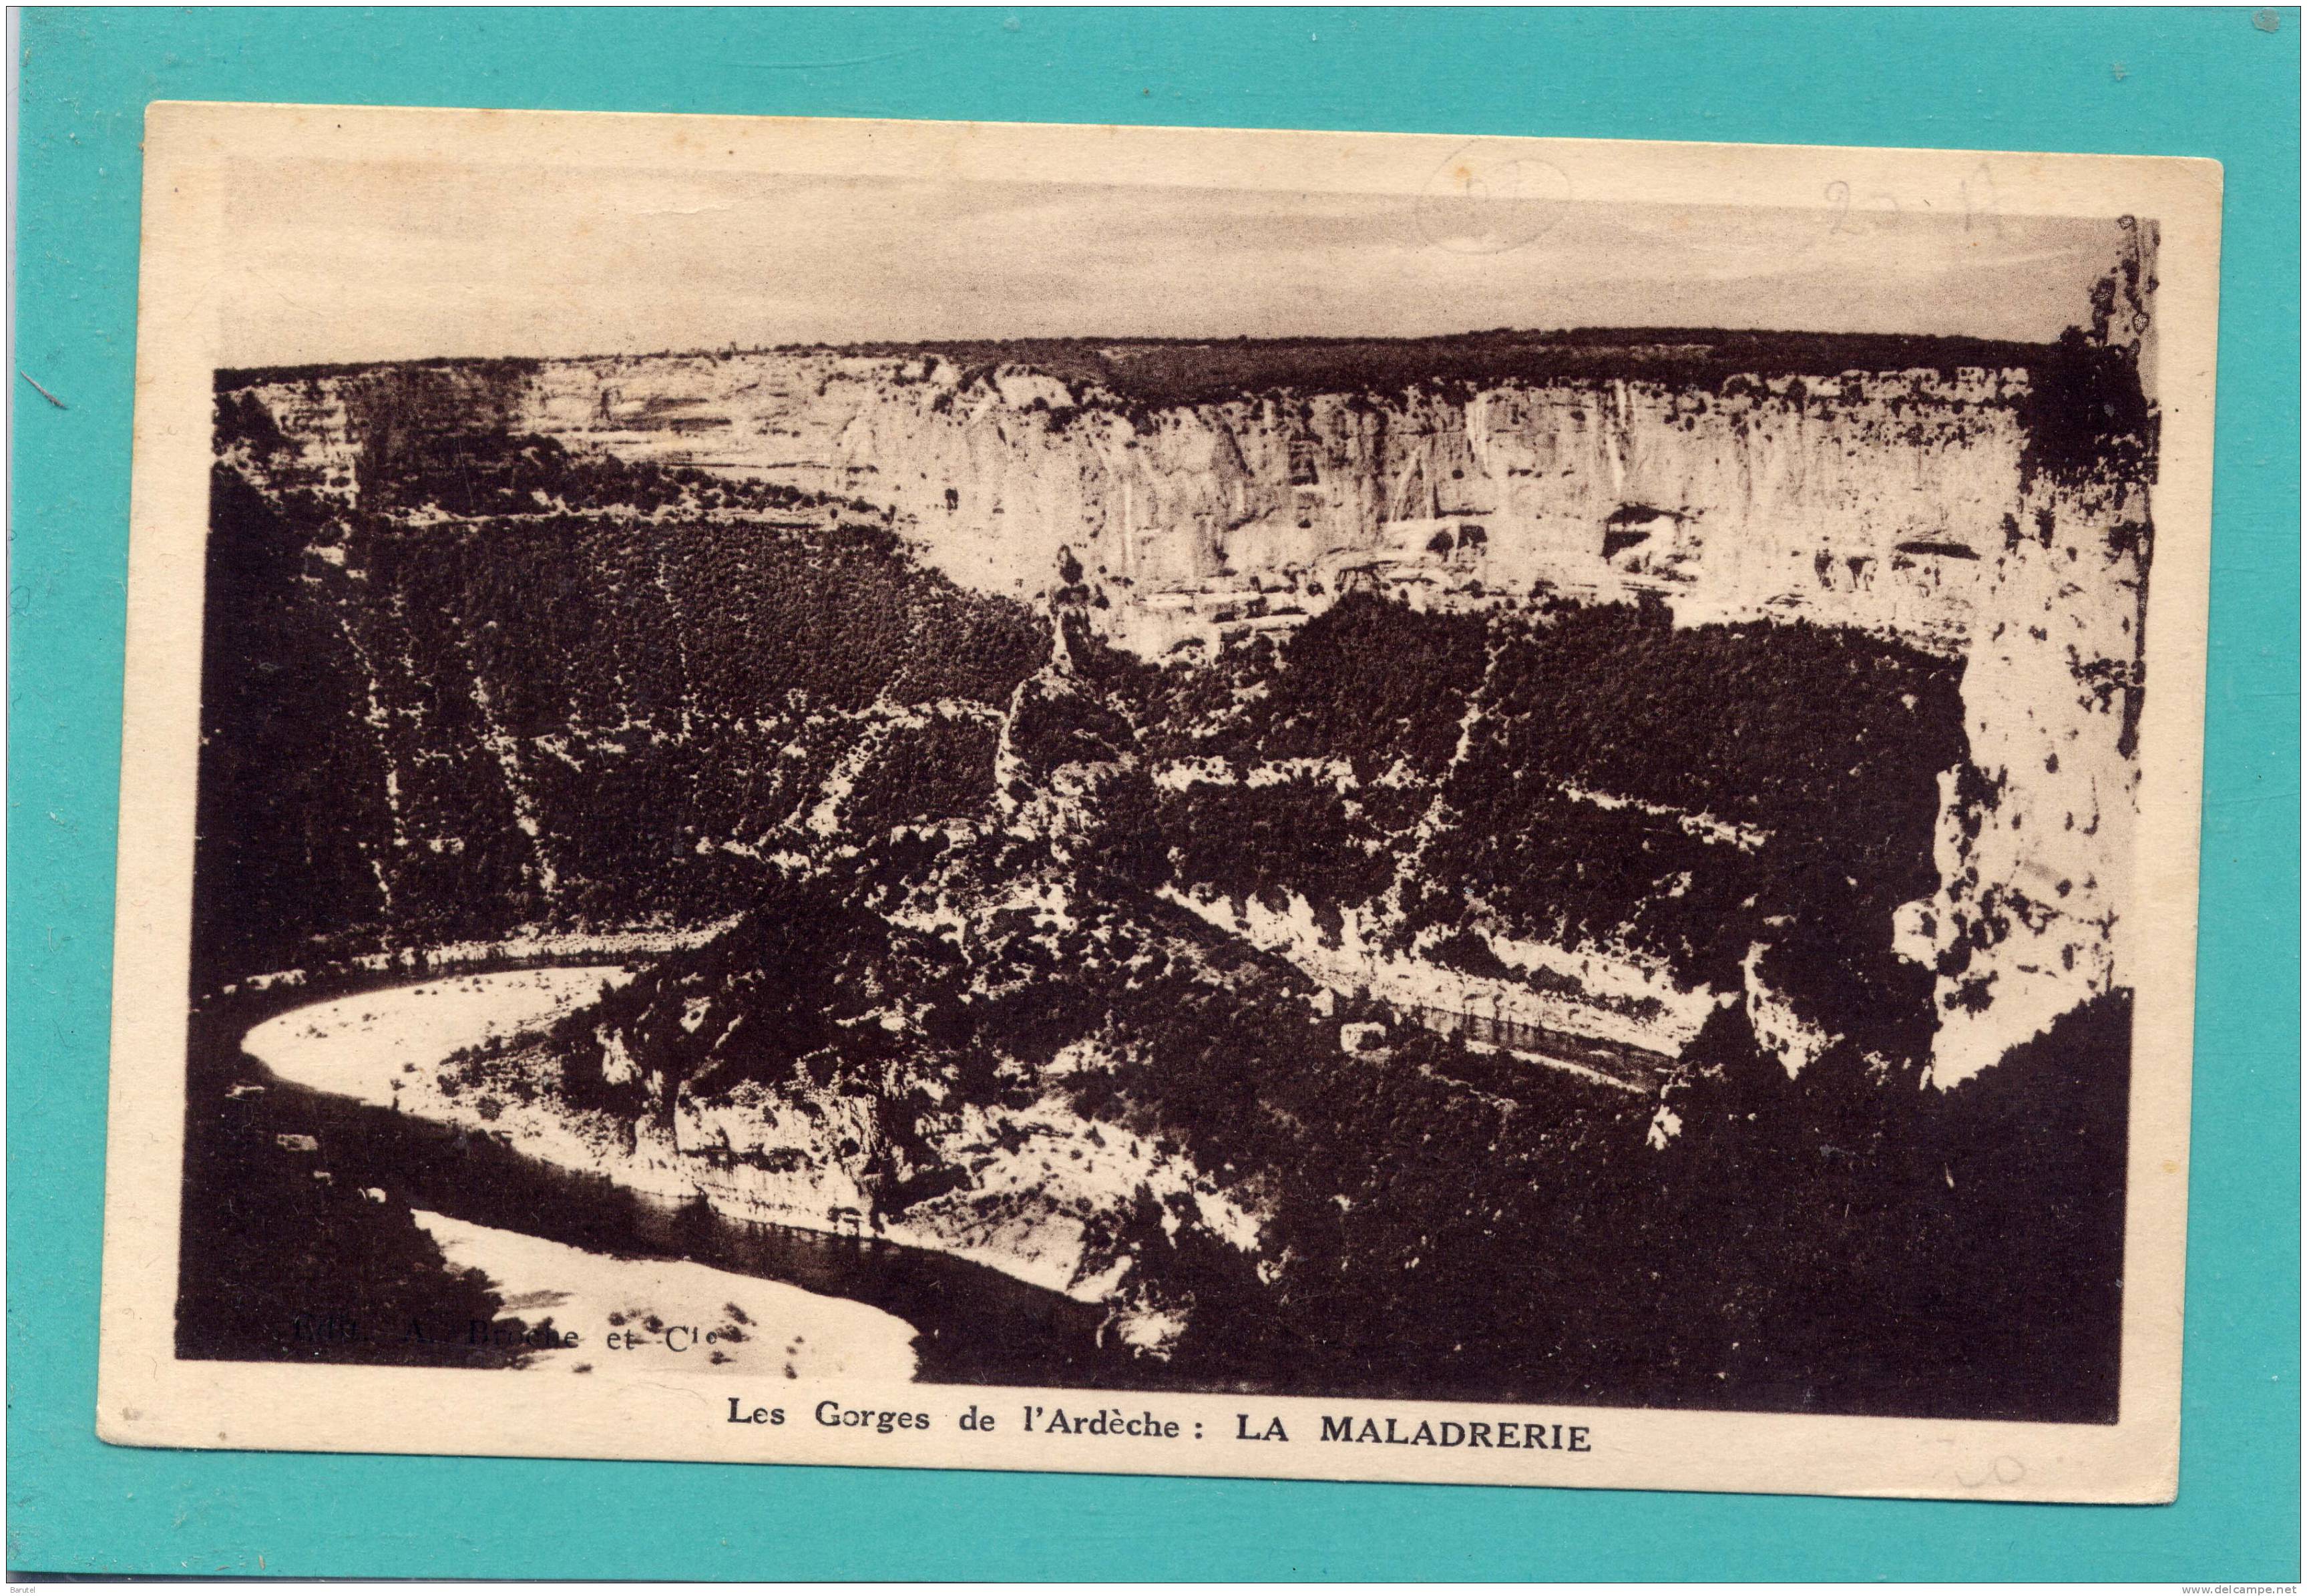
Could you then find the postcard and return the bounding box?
[98,101,2220,1501]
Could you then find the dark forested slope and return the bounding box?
[194,423,1046,984]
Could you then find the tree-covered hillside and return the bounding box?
[194,423,1046,984]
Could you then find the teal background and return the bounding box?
[9,6,2298,1578]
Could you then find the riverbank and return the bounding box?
[214,921,735,1004]
[244,966,633,1107]
[413,1211,917,1380]
[195,961,1157,1388]
[246,967,1261,1332]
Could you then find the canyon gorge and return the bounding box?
[188,241,2157,1415]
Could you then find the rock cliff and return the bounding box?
[238,342,2035,654]
[223,302,2155,1090]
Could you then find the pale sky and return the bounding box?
[219,157,2122,369]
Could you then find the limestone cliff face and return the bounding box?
[1898,473,2149,1084]
[802,366,2031,658]
[228,329,2153,1088]
[242,351,2027,652]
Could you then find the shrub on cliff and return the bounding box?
[2019,328,2155,491]
[1165,591,1488,781]
[837,715,1001,834]
[1160,777,1399,914]
[1007,673,1132,775]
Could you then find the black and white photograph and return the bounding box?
[98,105,2220,1501]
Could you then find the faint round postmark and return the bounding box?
[1414,140,1573,255]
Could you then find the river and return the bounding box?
[183,961,1128,1387]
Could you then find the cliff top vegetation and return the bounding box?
[216,326,2050,403]
[857,327,2053,407]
